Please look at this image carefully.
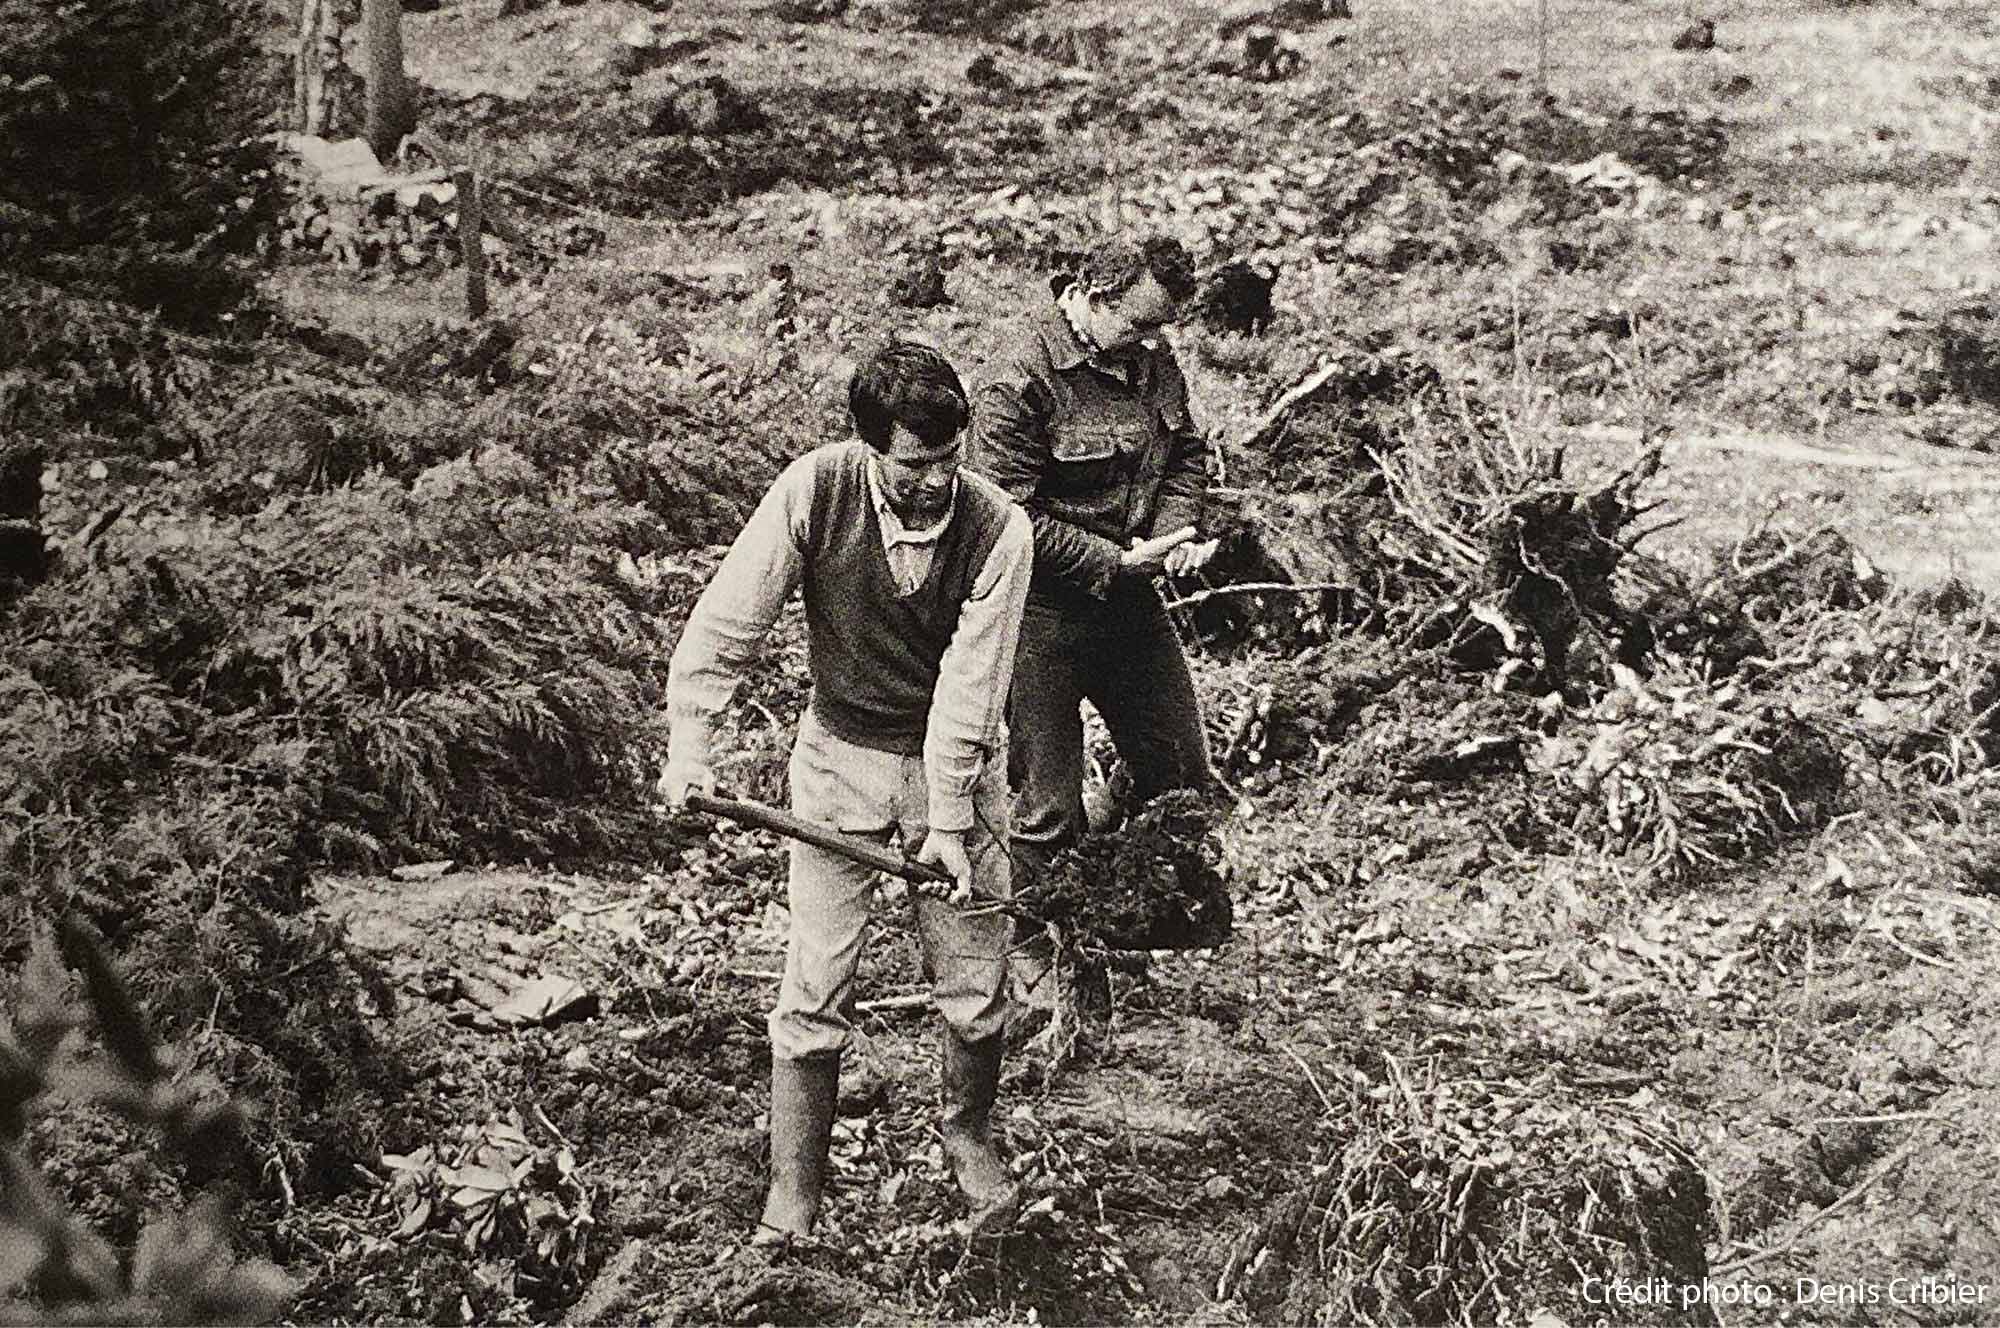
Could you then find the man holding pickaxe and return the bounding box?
[660,342,1033,1246]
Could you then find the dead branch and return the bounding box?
[1710,1137,1922,1277]
[1283,1043,1342,1117]
[1710,525,1839,591]
[1163,580,1355,611]
[856,991,933,1014]
[1243,358,1346,445]
[1607,441,1665,493]
[1619,516,1687,551]
[1871,924,1957,970]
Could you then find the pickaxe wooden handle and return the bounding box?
[684,792,955,886]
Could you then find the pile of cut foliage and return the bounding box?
[1221,1052,1710,1327]
[1018,789,1234,955]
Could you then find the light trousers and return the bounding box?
[769,710,1014,1062]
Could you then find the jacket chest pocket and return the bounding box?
[1043,420,1146,499]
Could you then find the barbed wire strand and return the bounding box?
[482,175,697,239]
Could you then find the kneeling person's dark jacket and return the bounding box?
[968,306,1208,601]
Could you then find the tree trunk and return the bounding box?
[361,0,415,161]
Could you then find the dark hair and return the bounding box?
[848,341,970,453]
[1075,235,1198,305]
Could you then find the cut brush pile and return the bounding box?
[1015,789,1234,956]
[1219,1056,1711,1328]
[1538,671,1846,884]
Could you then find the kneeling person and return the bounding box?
[660,342,1033,1244]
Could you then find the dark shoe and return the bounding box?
[939,1031,1021,1237]
[754,1053,839,1244]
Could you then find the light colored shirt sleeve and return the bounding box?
[924,503,1034,833]
[665,454,814,770]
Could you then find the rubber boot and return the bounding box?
[1072,956,1114,1063]
[1005,928,1058,1054]
[939,1031,1021,1237]
[753,1053,839,1247]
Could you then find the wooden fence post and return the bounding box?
[1537,0,1551,97]
[362,0,416,162]
[455,169,488,321]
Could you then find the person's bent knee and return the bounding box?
[937,983,1009,1046]
[768,1009,851,1062]
[943,1006,1008,1046]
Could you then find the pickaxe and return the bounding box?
[681,792,1037,924]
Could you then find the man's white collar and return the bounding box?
[866,453,955,540]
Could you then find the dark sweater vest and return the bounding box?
[802,442,1013,756]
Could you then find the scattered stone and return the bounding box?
[1712,71,1754,98]
[965,51,1012,91]
[1671,18,1715,52]
[391,859,457,882]
[488,974,599,1028]
[1190,259,1279,335]
[647,75,765,135]
[278,134,384,197]
[887,235,949,308]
